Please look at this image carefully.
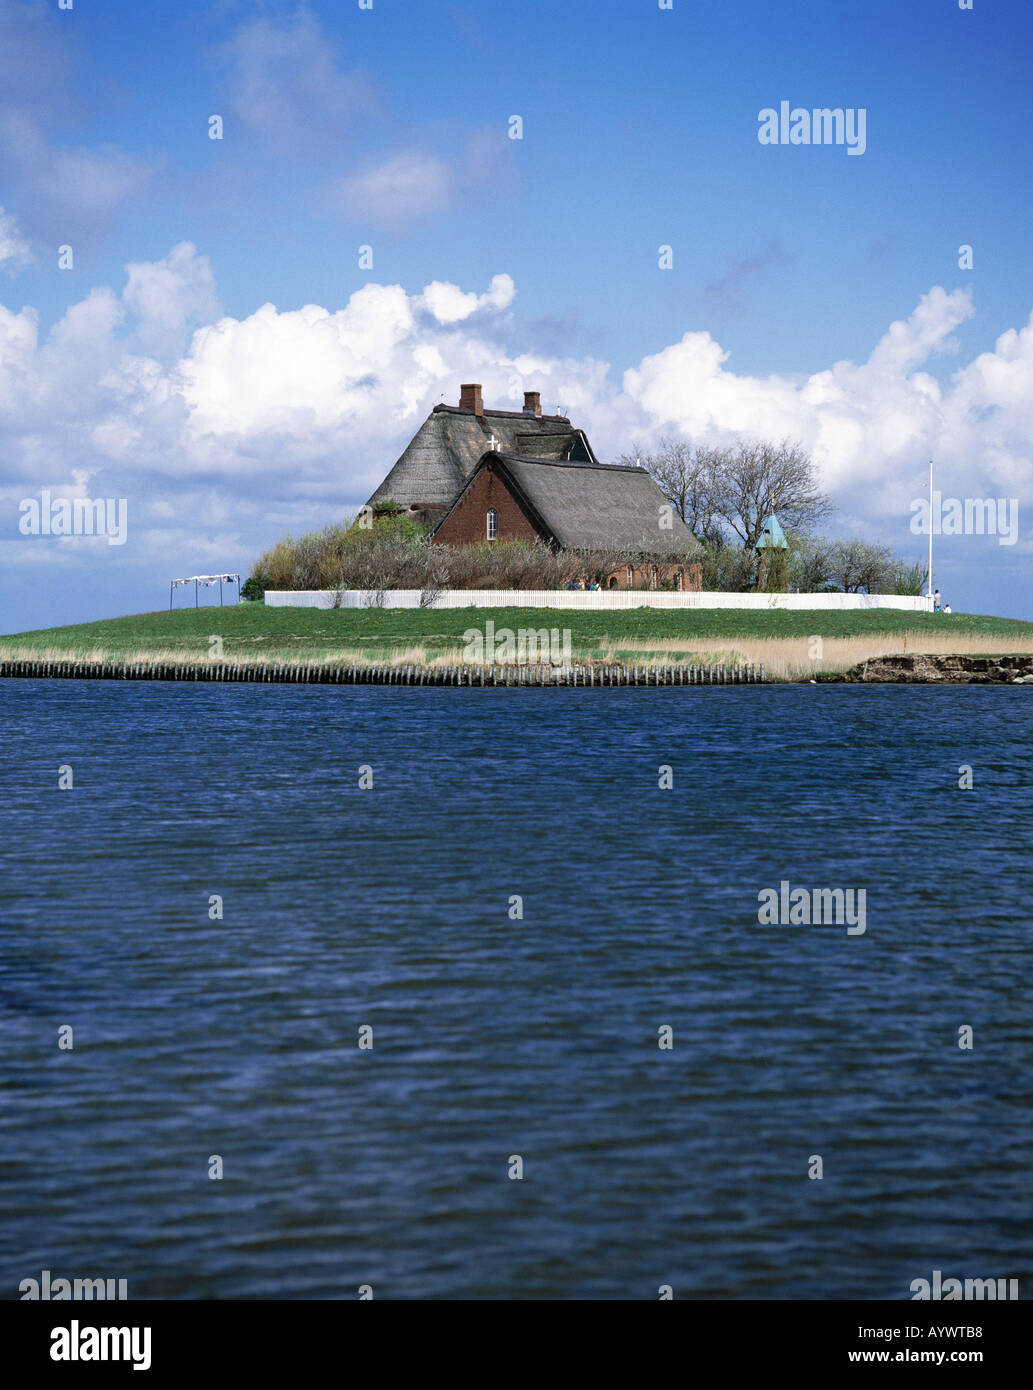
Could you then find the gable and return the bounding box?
[429,457,548,547]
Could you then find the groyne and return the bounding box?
[0,659,766,687]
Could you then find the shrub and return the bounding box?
[699,542,756,592]
[887,559,928,596]
[250,521,702,593]
[240,576,267,602]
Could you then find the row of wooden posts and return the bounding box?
[0,659,767,687]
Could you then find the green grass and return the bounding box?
[2,603,1030,667]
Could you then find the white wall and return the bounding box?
[265,589,934,612]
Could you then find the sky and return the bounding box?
[1,0,1032,631]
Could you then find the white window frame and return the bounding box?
[486,508,498,540]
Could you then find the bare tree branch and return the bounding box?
[618,437,725,544]
[711,438,834,549]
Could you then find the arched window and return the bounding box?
[486,508,498,541]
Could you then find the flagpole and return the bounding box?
[928,459,934,608]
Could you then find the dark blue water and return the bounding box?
[1,680,1030,1300]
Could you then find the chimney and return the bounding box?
[459,383,484,415]
[523,390,542,417]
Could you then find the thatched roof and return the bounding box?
[433,452,699,554]
[513,431,594,461]
[366,405,597,513]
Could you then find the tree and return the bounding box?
[786,533,837,592]
[622,436,833,552]
[618,437,724,545]
[784,536,927,595]
[887,558,928,596]
[711,439,834,549]
[827,539,895,593]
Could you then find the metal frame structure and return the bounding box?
[169,574,241,610]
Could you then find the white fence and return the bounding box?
[265,588,934,613]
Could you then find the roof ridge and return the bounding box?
[432,404,571,422]
[495,451,645,473]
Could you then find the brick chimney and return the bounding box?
[523,390,542,417]
[459,383,484,415]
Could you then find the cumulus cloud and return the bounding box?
[1,255,1032,615]
[122,241,221,357]
[417,274,515,324]
[628,286,972,432]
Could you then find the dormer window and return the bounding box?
[486,508,498,541]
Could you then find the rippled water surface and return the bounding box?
[1,679,1030,1299]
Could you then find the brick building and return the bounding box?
[431,451,699,590]
[365,384,700,589]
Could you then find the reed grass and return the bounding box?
[4,628,1033,680]
[3,606,1031,681]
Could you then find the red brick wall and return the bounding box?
[431,461,546,546]
[604,562,703,591]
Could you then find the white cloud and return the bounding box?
[0,301,37,405]
[217,7,376,156]
[322,130,517,230]
[0,206,31,270]
[122,241,220,357]
[1,256,1032,614]
[622,287,985,510]
[214,8,514,232]
[418,274,515,324]
[0,0,153,245]
[327,150,456,227]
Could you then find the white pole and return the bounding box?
[928,458,933,607]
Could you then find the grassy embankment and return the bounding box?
[2,605,1032,679]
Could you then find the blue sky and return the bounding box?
[2,0,1032,629]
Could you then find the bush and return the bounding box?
[250,520,701,593]
[886,559,928,596]
[699,542,756,592]
[240,576,267,602]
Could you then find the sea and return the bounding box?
[1,679,1030,1300]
